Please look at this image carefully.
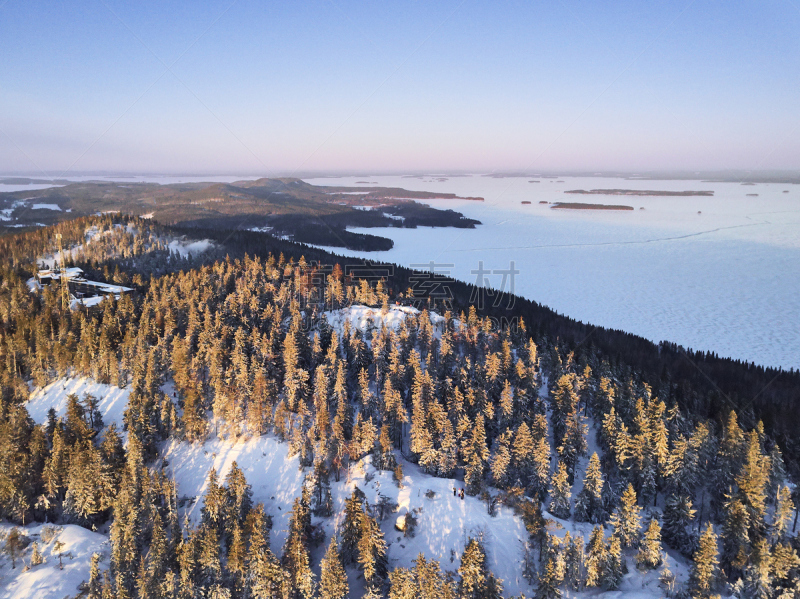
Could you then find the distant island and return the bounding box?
[0,178,482,251]
[552,202,634,211]
[565,189,714,196]
[521,200,531,204]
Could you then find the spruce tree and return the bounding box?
[584,526,606,588]
[282,494,315,599]
[548,460,572,520]
[662,494,696,556]
[636,517,663,570]
[319,536,348,599]
[689,523,719,599]
[609,483,641,549]
[601,535,625,590]
[358,510,388,589]
[574,452,605,524]
[341,487,366,564]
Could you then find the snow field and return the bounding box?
[322,305,447,340]
[0,523,109,599]
[26,377,129,432]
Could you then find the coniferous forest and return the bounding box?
[0,214,798,598]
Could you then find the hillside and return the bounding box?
[0,216,797,598]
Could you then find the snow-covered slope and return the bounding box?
[26,377,129,431]
[19,373,687,599]
[0,524,109,599]
[322,304,447,338]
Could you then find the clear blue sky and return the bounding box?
[1,1,799,175]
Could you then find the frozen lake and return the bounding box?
[304,175,800,371]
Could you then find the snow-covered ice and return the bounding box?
[31,204,61,211]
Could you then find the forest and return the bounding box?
[0,214,797,598]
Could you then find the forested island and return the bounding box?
[551,202,634,211]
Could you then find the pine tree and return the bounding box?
[609,483,641,549]
[689,523,719,599]
[319,536,348,599]
[3,528,22,570]
[548,460,571,519]
[636,517,663,570]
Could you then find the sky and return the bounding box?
[1,1,799,175]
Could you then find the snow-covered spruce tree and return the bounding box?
[389,554,455,599]
[584,526,606,588]
[689,523,719,599]
[608,483,641,549]
[458,537,503,599]
[557,408,587,485]
[341,487,366,564]
[536,533,565,599]
[564,531,586,591]
[463,414,489,496]
[662,494,696,556]
[357,508,388,590]
[772,485,794,542]
[282,493,315,599]
[738,537,774,599]
[636,517,663,570]
[548,460,572,519]
[574,452,605,524]
[30,541,44,567]
[248,544,290,598]
[601,534,626,590]
[319,536,348,599]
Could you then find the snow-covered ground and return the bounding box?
[322,305,447,339]
[0,523,109,599]
[167,238,214,257]
[305,175,800,371]
[26,377,129,431]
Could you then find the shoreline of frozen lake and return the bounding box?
[303,175,800,371]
